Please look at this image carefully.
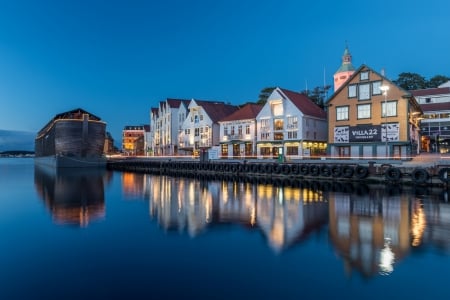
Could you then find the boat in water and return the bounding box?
[35,108,107,168]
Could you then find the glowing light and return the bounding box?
[379,237,395,275]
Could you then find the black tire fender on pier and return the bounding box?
[385,167,402,181]
[411,168,429,184]
[438,168,450,183]
[330,165,342,178]
[309,165,320,176]
[354,165,369,179]
[299,164,309,176]
[341,165,354,178]
[319,165,331,177]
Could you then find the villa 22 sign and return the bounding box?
[334,124,399,143]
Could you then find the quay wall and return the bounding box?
[107,157,450,188]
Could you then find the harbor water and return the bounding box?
[1,158,450,299]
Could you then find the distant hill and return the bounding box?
[0,130,35,152]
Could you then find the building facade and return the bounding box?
[411,83,450,153]
[150,99,190,156]
[218,103,263,159]
[327,65,422,159]
[122,125,148,156]
[178,99,238,156]
[255,87,327,160]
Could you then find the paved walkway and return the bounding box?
[404,152,450,167]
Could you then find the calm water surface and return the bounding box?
[1,158,449,299]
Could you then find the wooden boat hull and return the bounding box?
[35,109,106,168]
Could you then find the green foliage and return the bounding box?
[300,85,331,109]
[257,87,276,105]
[393,72,450,90]
[393,72,427,90]
[428,75,450,88]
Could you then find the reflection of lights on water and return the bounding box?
[411,199,426,247]
[379,237,395,275]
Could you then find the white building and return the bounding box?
[178,99,238,156]
[218,103,263,159]
[150,98,190,156]
[412,82,450,153]
[256,87,327,159]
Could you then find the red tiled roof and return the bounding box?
[411,87,450,97]
[219,103,263,122]
[194,100,239,122]
[279,88,326,119]
[166,98,191,108]
[420,102,450,112]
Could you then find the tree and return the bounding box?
[393,72,427,90]
[257,87,276,105]
[427,75,450,88]
[300,85,331,109]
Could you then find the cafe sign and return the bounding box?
[349,124,381,142]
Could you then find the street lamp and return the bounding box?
[380,85,390,158]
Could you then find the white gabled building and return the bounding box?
[178,99,238,156]
[150,98,190,156]
[256,87,327,159]
[218,103,263,159]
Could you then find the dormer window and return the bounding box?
[360,71,369,81]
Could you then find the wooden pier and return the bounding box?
[106,154,450,188]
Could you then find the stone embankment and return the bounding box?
[107,153,450,188]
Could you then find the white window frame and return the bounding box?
[382,101,397,117]
[336,106,349,121]
[357,104,371,119]
[359,83,371,100]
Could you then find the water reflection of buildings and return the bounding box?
[34,165,110,227]
[122,172,151,200]
[328,184,450,277]
[328,185,411,277]
[125,174,450,276]
[145,175,329,252]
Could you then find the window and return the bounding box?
[221,144,228,156]
[238,125,242,135]
[348,85,357,98]
[287,131,297,139]
[425,97,431,103]
[245,125,250,135]
[287,116,298,129]
[224,126,228,136]
[185,129,190,134]
[260,132,270,140]
[231,126,235,135]
[260,119,269,130]
[286,146,298,155]
[357,104,371,119]
[372,81,382,95]
[271,101,283,116]
[359,83,370,100]
[336,106,349,121]
[200,114,203,121]
[194,128,199,136]
[382,101,397,117]
[360,71,369,80]
[274,133,283,140]
[274,119,283,130]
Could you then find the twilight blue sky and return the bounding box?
[1,0,449,141]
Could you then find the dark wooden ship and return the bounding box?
[35,108,107,168]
